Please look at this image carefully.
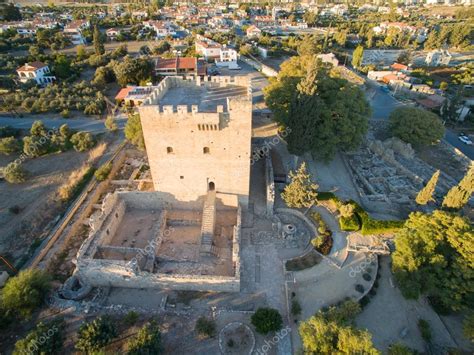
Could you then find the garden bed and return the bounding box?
[318,192,404,235]
[285,249,322,271]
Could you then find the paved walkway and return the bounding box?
[310,205,348,268]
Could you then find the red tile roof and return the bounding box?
[16,61,47,72]
[156,57,197,70]
[391,63,408,71]
[115,87,134,101]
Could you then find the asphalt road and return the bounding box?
[0,116,126,133]
[368,85,474,160]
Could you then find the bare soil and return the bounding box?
[0,150,90,267]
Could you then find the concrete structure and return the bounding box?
[154,57,207,77]
[75,192,242,292]
[16,61,56,85]
[425,49,452,67]
[138,75,252,206]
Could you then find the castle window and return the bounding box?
[203,147,210,154]
[167,147,173,154]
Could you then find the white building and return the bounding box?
[16,62,56,85]
[425,50,452,67]
[63,20,89,45]
[246,25,262,38]
[195,36,222,59]
[106,28,120,41]
[142,21,176,39]
[217,45,238,67]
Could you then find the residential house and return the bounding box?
[106,28,121,41]
[154,57,207,76]
[217,45,238,67]
[16,61,56,85]
[115,86,157,107]
[142,21,176,39]
[195,36,222,60]
[391,63,409,72]
[63,20,89,45]
[246,25,262,38]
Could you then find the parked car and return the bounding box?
[380,85,390,93]
[458,134,473,145]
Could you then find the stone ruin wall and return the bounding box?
[75,191,242,293]
[265,154,275,217]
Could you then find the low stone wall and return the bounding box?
[76,258,240,292]
[265,154,275,217]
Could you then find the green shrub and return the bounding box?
[317,193,404,235]
[418,319,431,342]
[1,269,51,318]
[291,299,302,317]
[123,310,139,326]
[127,321,162,355]
[339,214,361,231]
[75,316,117,352]
[94,162,112,181]
[0,136,20,154]
[3,162,27,183]
[355,284,364,293]
[70,131,95,152]
[195,317,216,338]
[388,342,416,355]
[251,308,283,334]
[13,319,64,355]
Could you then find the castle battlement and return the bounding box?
[144,75,252,113]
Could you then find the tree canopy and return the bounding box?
[442,165,473,210]
[125,114,145,150]
[299,300,379,354]
[14,319,64,355]
[389,107,445,147]
[1,269,51,318]
[75,316,117,352]
[415,170,439,205]
[392,210,474,312]
[264,56,370,160]
[127,321,162,355]
[251,307,283,334]
[113,56,153,87]
[281,162,318,208]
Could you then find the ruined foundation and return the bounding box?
[76,191,241,292]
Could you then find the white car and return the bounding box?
[458,135,473,145]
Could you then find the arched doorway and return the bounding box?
[208,181,215,191]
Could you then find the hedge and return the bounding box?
[318,192,404,235]
[339,214,360,231]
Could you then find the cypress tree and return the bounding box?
[416,170,440,205]
[93,25,105,55]
[442,165,473,209]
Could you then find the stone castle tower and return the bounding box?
[138,75,252,206]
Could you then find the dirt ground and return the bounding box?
[0,150,90,266]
